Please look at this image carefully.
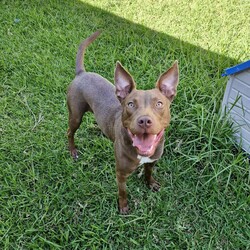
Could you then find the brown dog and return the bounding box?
[67,31,179,214]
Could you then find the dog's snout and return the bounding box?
[137,116,152,128]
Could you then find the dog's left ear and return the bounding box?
[115,61,136,102]
[156,61,179,102]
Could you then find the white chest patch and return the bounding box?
[137,155,156,166]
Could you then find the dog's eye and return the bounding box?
[156,101,163,108]
[127,101,135,108]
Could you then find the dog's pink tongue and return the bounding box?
[132,134,157,153]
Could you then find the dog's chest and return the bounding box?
[137,155,156,166]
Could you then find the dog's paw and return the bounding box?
[70,149,79,161]
[149,181,161,192]
[119,206,129,215]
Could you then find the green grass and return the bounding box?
[0,0,249,249]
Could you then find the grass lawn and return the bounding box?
[0,0,249,249]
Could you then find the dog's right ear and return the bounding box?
[114,61,136,102]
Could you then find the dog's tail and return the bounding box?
[76,30,102,75]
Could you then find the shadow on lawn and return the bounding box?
[1,1,249,249]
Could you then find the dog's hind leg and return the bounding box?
[67,89,90,160]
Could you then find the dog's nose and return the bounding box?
[137,116,153,128]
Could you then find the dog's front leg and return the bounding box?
[144,162,161,192]
[116,171,130,214]
[115,141,138,214]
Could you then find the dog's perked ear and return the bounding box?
[114,61,136,102]
[156,61,179,102]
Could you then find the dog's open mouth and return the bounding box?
[127,129,165,157]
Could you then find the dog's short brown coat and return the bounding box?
[67,31,179,214]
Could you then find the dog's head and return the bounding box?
[114,61,179,157]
